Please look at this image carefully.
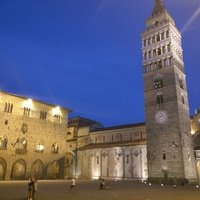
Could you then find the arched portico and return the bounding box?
[0,157,7,180]
[31,159,44,179]
[10,159,26,180]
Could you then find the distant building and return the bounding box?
[0,91,70,180]
[191,109,200,135]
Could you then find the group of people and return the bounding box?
[99,178,109,190]
[27,176,37,200]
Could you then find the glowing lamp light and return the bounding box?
[36,144,44,151]
[191,130,195,134]
[149,183,151,186]
[161,184,164,187]
[52,106,61,116]
[196,185,199,188]
[23,99,32,108]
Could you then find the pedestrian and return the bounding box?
[99,179,105,189]
[32,177,38,200]
[71,177,76,188]
[173,177,177,189]
[27,176,34,200]
[68,177,76,192]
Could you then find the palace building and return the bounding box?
[1,0,200,183]
[0,91,70,180]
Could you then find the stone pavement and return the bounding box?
[0,180,200,200]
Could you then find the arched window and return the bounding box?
[0,136,8,149]
[148,51,151,59]
[19,138,27,150]
[167,43,171,52]
[181,95,185,104]
[15,138,27,154]
[152,36,156,44]
[157,94,164,104]
[161,32,165,40]
[153,49,157,57]
[157,34,160,42]
[143,40,146,47]
[148,38,151,45]
[166,30,169,38]
[144,52,147,60]
[4,103,13,113]
[154,79,163,89]
[162,46,166,54]
[51,143,59,154]
[179,79,184,89]
[158,60,162,68]
[157,48,161,55]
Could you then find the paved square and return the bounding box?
[0,180,200,200]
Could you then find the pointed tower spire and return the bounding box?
[152,0,165,16]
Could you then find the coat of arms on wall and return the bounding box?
[21,123,28,134]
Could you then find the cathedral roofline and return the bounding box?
[91,122,145,133]
[77,139,147,150]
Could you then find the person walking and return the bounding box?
[70,177,76,189]
[27,176,34,200]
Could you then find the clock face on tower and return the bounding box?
[155,110,168,124]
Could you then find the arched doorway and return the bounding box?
[65,151,76,179]
[197,161,200,183]
[31,160,44,179]
[0,157,7,180]
[46,162,53,179]
[46,161,59,179]
[11,159,26,180]
[52,161,59,179]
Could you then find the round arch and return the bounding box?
[31,159,44,179]
[10,158,26,180]
[0,157,7,180]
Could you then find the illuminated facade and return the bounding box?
[66,118,147,180]
[0,91,70,180]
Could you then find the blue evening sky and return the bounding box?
[0,0,200,126]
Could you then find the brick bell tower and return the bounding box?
[142,0,197,183]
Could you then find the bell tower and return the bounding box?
[142,0,197,182]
